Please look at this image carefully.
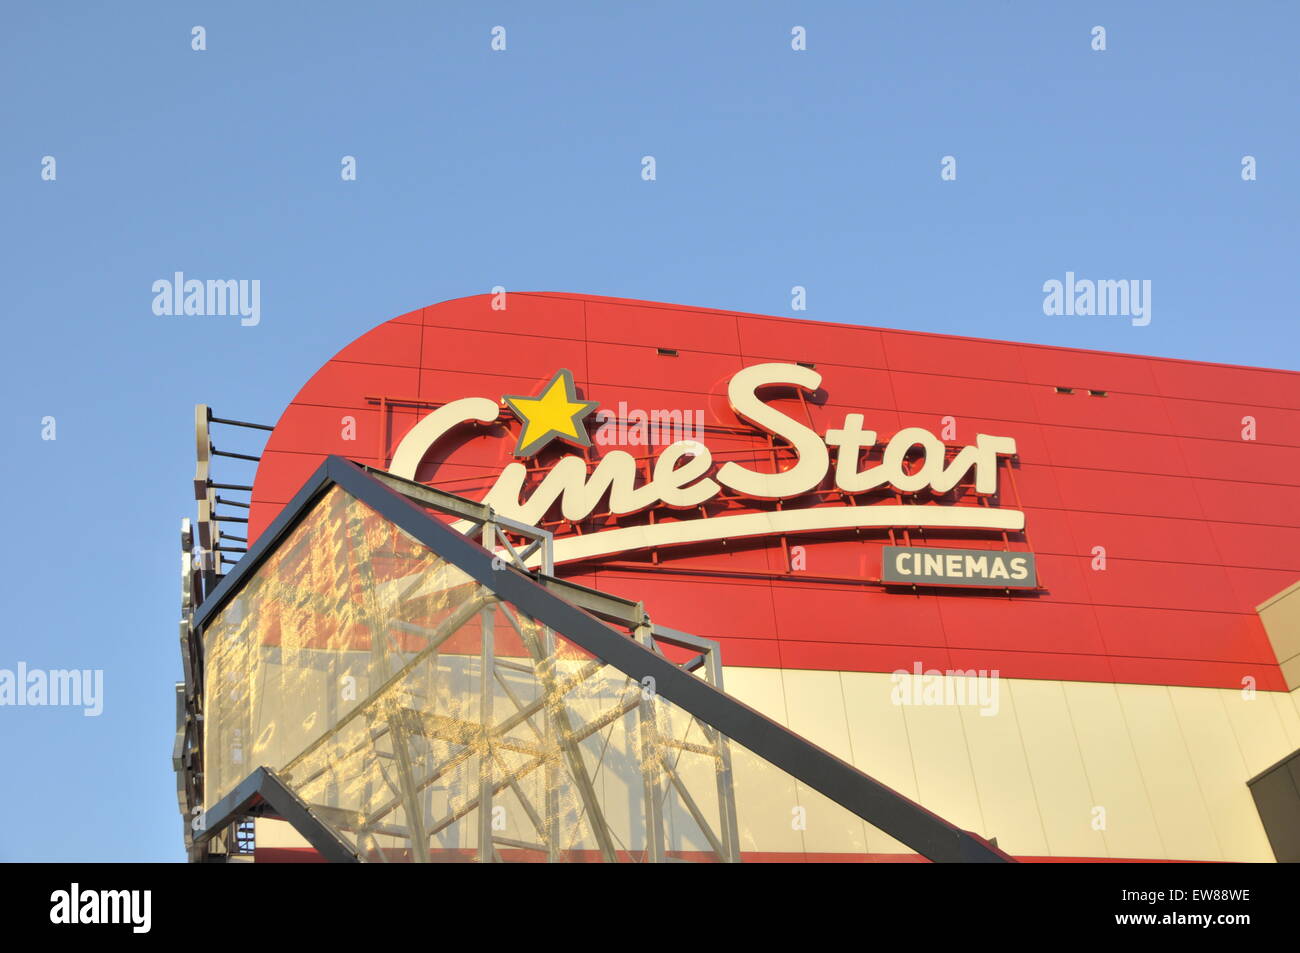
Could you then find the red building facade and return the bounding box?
[246,292,1300,861]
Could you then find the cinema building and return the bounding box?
[173,292,1300,863]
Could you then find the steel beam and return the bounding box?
[191,456,1013,863]
[196,766,360,864]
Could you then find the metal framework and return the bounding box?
[175,405,272,860]
[178,456,1013,863]
[196,767,361,863]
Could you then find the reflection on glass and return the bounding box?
[204,486,906,861]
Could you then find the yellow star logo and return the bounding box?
[502,369,598,458]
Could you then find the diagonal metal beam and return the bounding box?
[194,456,1014,863]
[196,766,360,863]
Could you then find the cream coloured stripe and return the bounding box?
[724,668,1299,861]
[516,505,1025,567]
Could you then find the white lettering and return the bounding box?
[387,363,1025,565]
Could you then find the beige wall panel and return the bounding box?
[1009,680,1108,858]
[1062,681,1166,860]
[729,745,806,855]
[900,678,986,838]
[720,666,788,724]
[1258,582,1300,676]
[840,671,922,855]
[789,781,871,855]
[780,670,870,853]
[1280,656,1300,696]
[1219,686,1293,778]
[1293,686,1300,722]
[781,670,856,762]
[839,672,920,801]
[959,684,1049,856]
[713,667,805,854]
[252,666,1296,862]
[1115,684,1221,861]
[1276,689,1300,751]
[1168,688,1274,862]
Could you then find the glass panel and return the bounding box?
[204,485,914,861]
[202,485,480,809]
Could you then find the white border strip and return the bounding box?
[520,505,1025,567]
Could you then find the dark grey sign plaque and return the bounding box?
[882,546,1037,589]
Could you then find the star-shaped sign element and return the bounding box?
[502,369,599,458]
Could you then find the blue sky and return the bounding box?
[1,3,1297,861]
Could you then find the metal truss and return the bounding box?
[193,766,360,863]
[183,456,1014,863]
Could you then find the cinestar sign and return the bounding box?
[388,363,1027,569]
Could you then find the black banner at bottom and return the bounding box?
[0,860,1286,940]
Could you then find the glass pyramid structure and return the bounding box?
[177,456,1011,863]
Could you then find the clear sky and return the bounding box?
[1,3,1297,861]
